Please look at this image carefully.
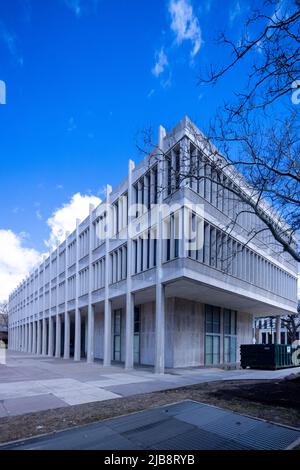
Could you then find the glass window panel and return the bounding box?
[205,336,213,365]
[212,336,220,364]
[230,337,237,362]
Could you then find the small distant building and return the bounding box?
[255,316,300,345]
[0,322,8,346]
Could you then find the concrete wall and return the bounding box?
[93,299,253,368]
[140,302,155,366]
[172,298,204,368]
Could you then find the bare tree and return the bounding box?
[197,0,300,262]
[0,302,8,329]
[138,1,300,267]
[281,301,300,343]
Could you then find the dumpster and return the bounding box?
[240,344,295,370]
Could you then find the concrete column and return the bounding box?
[155,283,165,374]
[74,308,81,361]
[103,299,112,366]
[32,320,37,354]
[87,203,95,364]
[64,311,70,359]
[103,185,112,367]
[48,316,54,356]
[55,314,61,358]
[28,321,32,354]
[37,320,42,355]
[87,304,94,363]
[155,133,165,375]
[125,159,135,370]
[42,318,47,355]
[125,292,134,369]
[74,218,80,362]
[276,316,281,344]
[24,323,27,352]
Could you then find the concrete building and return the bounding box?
[8,117,298,373]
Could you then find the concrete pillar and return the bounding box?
[42,318,47,355]
[37,320,42,355]
[28,321,32,354]
[276,316,281,344]
[155,283,165,374]
[87,304,95,363]
[103,299,112,367]
[55,314,61,358]
[154,137,165,375]
[48,316,54,356]
[125,159,135,370]
[87,204,95,364]
[103,184,112,367]
[74,217,81,362]
[74,308,81,361]
[24,323,28,352]
[64,311,70,359]
[125,293,134,369]
[32,321,37,354]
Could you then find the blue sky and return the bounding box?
[0,0,276,299]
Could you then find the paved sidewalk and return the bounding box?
[0,351,299,418]
[1,401,300,450]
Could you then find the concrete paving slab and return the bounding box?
[2,394,67,417]
[0,402,7,418]
[104,380,184,397]
[1,351,300,418]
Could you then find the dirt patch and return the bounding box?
[0,378,299,445]
[212,376,300,410]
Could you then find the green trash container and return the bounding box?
[240,344,294,370]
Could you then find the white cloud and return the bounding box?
[0,230,42,302]
[147,89,155,98]
[35,209,43,220]
[229,0,241,25]
[67,116,77,132]
[152,48,168,77]
[0,21,23,66]
[46,192,101,249]
[64,0,82,17]
[63,0,100,17]
[169,0,202,58]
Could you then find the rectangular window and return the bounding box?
[224,309,237,363]
[205,305,221,365]
[134,306,141,364]
[133,240,138,274]
[113,310,121,361]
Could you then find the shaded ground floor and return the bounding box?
[10,293,254,370]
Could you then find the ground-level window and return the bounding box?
[224,309,237,363]
[205,305,221,365]
[113,309,121,361]
[262,332,266,344]
[134,306,141,364]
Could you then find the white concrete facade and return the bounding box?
[8,117,298,372]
